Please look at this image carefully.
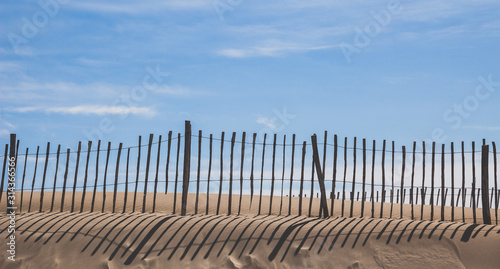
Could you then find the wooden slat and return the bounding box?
[50,145,61,212]
[342,137,347,217]
[390,141,394,218]
[371,140,376,218]
[250,133,256,208]
[60,148,69,212]
[217,132,224,215]
[153,136,162,213]
[20,148,29,212]
[71,142,82,213]
[400,146,406,219]
[6,136,16,213]
[113,143,123,213]
[309,154,315,217]
[461,141,466,222]
[429,142,435,221]
[361,139,366,217]
[331,135,338,217]
[91,140,101,212]
[472,141,477,223]
[299,141,306,216]
[320,131,327,218]
[0,145,7,206]
[39,142,50,212]
[420,141,426,220]
[410,142,416,220]
[101,142,111,213]
[165,131,172,194]
[270,134,277,215]
[229,132,236,215]
[28,146,39,212]
[173,133,181,214]
[493,142,498,225]
[123,148,130,213]
[181,121,192,216]
[311,134,329,218]
[195,131,202,214]
[289,134,296,216]
[350,137,357,218]
[451,142,455,222]
[380,140,386,218]
[133,136,141,212]
[481,145,491,224]
[258,134,266,215]
[441,144,445,221]
[279,135,286,216]
[238,132,246,215]
[80,141,92,213]
[206,134,213,214]
[142,134,154,213]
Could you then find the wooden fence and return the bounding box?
[1,121,499,225]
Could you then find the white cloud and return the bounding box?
[70,0,211,14]
[152,85,209,97]
[6,105,156,117]
[217,42,336,58]
[461,125,500,131]
[257,117,278,130]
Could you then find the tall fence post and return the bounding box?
[311,134,329,218]
[181,120,191,216]
[481,145,491,224]
[7,134,17,214]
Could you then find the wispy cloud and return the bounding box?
[152,85,209,97]
[217,42,335,58]
[6,105,156,117]
[462,125,500,131]
[70,0,211,14]
[256,117,278,130]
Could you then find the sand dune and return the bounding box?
[1,192,499,268]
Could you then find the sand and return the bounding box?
[1,192,499,268]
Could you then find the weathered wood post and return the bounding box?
[181,121,191,216]
[113,143,122,213]
[7,134,16,214]
[142,134,154,213]
[81,141,92,213]
[0,145,8,209]
[71,142,82,213]
[40,142,50,212]
[311,134,329,218]
[481,145,491,224]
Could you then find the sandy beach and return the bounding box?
[1,192,499,268]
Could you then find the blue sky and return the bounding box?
[1,0,500,151]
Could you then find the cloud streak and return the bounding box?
[217,43,336,58]
[256,117,278,130]
[6,105,156,117]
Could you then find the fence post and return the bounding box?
[481,145,491,224]
[181,120,191,216]
[7,134,17,214]
[311,134,329,218]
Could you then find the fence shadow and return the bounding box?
[3,212,500,266]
